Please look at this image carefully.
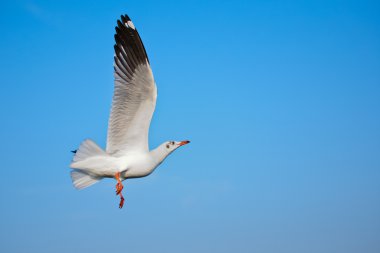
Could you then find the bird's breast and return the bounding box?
[121,153,157,179]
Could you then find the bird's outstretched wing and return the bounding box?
[107,15,156,155]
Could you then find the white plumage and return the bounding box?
[69,14,190,208]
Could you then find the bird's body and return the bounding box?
[71,143,154,179]
[69,14,189,208]
[70,140,172,180]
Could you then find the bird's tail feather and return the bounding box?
[72,139,106,163]
[71,169,101,189]
[70,139,110,189]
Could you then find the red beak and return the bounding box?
[178,140,190,146]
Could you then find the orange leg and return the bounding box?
[115,172,124,195]
[115,172,125,208]
[116,182,124,195]
[119,193,125,209]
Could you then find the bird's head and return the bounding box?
[152,140,190,164]
[164,140,190,154]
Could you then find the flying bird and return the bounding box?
[70,14,190,208]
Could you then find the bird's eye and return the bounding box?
[166,144,170,149]
[171,141,175,145]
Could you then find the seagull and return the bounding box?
[70,14,190,208]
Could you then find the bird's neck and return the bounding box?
[150,144,170,166]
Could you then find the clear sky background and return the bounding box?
[0,0,379,252]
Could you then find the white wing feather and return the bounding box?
[106,15,156,155]
[107,64,156,154]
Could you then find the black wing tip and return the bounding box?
[71,150,77,154]
[113,13,150,67]
[117,14,133,28]
[121,14,131,21]
[117,14,138,32]
[116,19,123,28]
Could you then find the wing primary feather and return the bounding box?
[114,30,139,68]
[114,44,134,75]
[121,15,149,64]
[116,23,142,64]
[114,56,132,80]
[114,47,134,78]
[121,15,149,63]
[107,15,155,154]
[118,15,149,64]
[115,35,137,69]
[114,62,130,81]
[117,20,146,64]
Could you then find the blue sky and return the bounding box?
[0,0,379,252]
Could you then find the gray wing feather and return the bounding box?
[106,15,156,155]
